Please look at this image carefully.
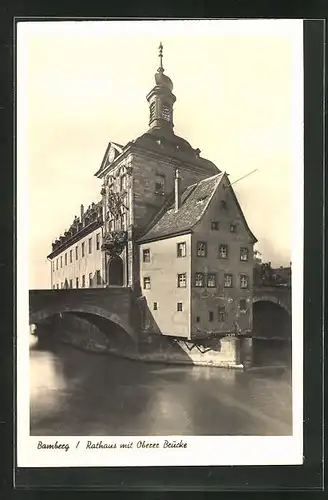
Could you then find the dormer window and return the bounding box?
[161,103,171,121]
[230,224,237,233]
[155,174,165,195]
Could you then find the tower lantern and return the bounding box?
[146,42,176,132]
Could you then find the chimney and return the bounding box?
[80,204,84,219]
[174,168,181,212]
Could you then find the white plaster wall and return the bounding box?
[139,234,191,338]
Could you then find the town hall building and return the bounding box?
[47,43,257,342]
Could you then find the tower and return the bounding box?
[146,42,176,133]
[95,43,219,290]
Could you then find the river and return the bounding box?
[30,335,292,436]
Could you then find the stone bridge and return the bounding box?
[29,287,139,342]
[253,285,291,316]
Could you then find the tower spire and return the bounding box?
[158,42,164,72]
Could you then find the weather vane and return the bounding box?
[158,41,164,72]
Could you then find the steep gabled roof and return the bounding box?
[138,173,224,243]
[138,172,258,244]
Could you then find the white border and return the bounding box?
[17,19,304,468]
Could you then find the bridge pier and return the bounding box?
[239,337,253,369]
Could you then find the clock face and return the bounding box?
[108,146,116,163]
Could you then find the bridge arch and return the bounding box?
[30,303,136,341]
[253,294,291,316]
[252,297,292,366]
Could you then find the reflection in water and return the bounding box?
[30,335,292,436]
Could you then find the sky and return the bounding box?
[18,20,303,289]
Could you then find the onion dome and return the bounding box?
[154,42,174,91]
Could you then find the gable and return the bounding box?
[196,173,257,244]
[94,142,124,178]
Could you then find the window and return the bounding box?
[209,311,214,322]
[96,270,101,285]
[196,316,200,323]
[53,285,55,289]
[177,242,186,258]
[230,224,237,233]
[65,253,67,266]
[197,241,207,257]
[177,302,183,312]
[207,273,217,288]
[82,242,85,258]
[75,246,78,260]
[89,273,93,287]
[120,174,127,191]
[70,250,73,263]
[61,282,64,289]
[56,259,58,270]
[56,283,59,289]
[219,244,228,259]
[240,274,249,289]
[240,299,247,312]
[195,273,205,287]
[218,306,226,322]
[155,174,165,195]
[82,275,85,288]
[177,273,187,288]
[87,238,92,254]
[143,249,150,263]
[60,256,62,268]
[96,233,100,250]
[150,101,156,122]
[161,103,171,121]
[211,221,219,230]
[76,277,79,289]
[240,247,249,261]
[69,279,73,289]
[224,273,233,288]
[143,276,151,289]
[153,302,158,311]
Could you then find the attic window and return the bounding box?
[196,196,207,204]
[230,223,237,233]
